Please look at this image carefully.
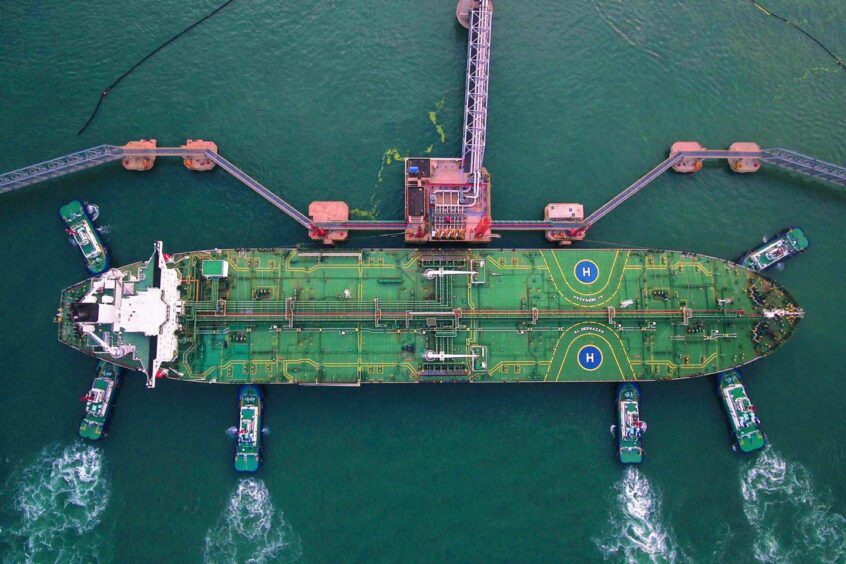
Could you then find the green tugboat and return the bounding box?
[234,385,263,472]
[616,383,645,464]
[60,200,109,274]
[739,227,809,272]
[79,362,121,440]
[718,369,765,453]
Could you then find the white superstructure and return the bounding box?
[69,241,183,388]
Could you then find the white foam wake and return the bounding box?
[595,467,683,563]
[740,447,846,563]
[0,441,110,562]
[204,478,302,564]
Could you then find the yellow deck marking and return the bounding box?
[358,329,363,367]
[544,322,635,381]
[226,259,278,273]
[556,333,624,381]
[284,252,392,274]
[487,360,549,376]
[487,254,540,270]
[670,261,713,276]
[540,251,631,307]
[640,261,712,277]
[283,359,419,380]
[548,250,623,297]
[629,351,718,370]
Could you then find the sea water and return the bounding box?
[1,0,845,561]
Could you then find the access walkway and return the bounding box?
[0,145,124,194]
[581,148,846,229]
[0,144,313,229]
[460,0,493,176]
[205,152,312,228]
[2,143,844,236]
[762,148,846,186]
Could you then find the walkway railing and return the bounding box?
[490,220,572,231]
[0,144,313,229]
[315,221,407,231]
[762,148,846,186]
[460,0,493,176]
[205,152,313,228]
[0,145,123,194]
[2,144,844,236]
[583,154,683,227]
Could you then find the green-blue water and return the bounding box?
[1,1,845,561]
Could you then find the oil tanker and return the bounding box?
[57,242,803,388]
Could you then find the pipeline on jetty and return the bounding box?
[2,0,845,244]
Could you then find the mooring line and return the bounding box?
[749,1,845,73]
[77,0,237,135]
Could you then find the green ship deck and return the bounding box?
[57,243,803,387]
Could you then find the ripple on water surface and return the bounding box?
[595,466,684,563]
[204,478,302,564]
[740,447,846,563]
[0,441,110,562]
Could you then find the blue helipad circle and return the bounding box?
[574,260,599,284]
[577,345,603,371]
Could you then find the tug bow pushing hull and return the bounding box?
[57,243,802,387]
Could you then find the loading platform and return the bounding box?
[2,143,845,241]
[2,0,846,243]
[0,142,315,231]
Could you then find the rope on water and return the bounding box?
[77,0,237,135]
[749,0,845,73]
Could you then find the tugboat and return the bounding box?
[234,385,263,472]
[718,369,765,453]
[60,200,109,274]
[616,383,646,464]
[79,362,121,440]
[738,226,809,272]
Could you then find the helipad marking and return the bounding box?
[577,344,603,371]
[574,259,599,284]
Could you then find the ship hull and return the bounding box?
[58,245,803,386]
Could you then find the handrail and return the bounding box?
[2,144,843,236]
